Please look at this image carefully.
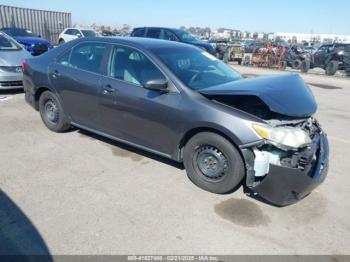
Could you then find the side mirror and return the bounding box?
[144,79,169,92]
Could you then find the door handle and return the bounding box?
[52,70,60,78]
[102,84,114,95]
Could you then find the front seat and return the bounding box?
[112,51,140,85]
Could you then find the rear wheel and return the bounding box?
[325,60,338,76]
[39,91,70,132]
[237,58,242,65]
[58,39,65,45]
[183,132,245,194]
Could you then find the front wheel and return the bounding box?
[39,91,71,132]
[300,60,311,73]
[183,132,245,194]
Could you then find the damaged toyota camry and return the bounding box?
[23,37,329,206]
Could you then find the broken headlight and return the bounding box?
[252,124,312,150]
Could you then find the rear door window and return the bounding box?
[146,28,161,39]
[59,42,108,74]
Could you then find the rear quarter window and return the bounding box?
[57,43,107,74]
[132,28,145,37]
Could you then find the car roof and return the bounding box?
[1,27,27,30]
[132,27,181,32]
[65,28,95,31]
[75,36,194,50]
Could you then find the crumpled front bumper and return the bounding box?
[244,133,329,206]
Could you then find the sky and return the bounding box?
[1,0,350,35]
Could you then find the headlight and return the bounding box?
[338,50,345,56]
[252,124,312,150]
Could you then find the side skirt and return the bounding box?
[71,122,174,160]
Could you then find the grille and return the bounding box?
[0,81,23,87]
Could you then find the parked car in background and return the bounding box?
[0,28,52,56]
[130,27,216,55]
[0,32,31,89]
[242,40,266,54]
[58,28,99,44]
[301,43,350,75]
[23,37,329,206]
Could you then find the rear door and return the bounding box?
[49,42,108,129]
[98,44,182,155]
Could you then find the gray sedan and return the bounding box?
[0,32,31,90]
[23,37,329,206]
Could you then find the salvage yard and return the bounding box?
[1,66,350,255]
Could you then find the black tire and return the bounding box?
[58,39,65,45]
[237,58,242,65]
[292,59,302,70]
[39,91,70,132]
[325,60,338,76]
[183,132,245,194]
[300,60,311,73]
[280,61,287,70]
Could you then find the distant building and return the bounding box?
[274,32,350,43]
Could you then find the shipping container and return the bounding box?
[0,5,72,45]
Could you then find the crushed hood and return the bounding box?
[199,74,317,118]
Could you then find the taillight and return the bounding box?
[22,60,27,73]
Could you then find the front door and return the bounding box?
[99,45,182,156]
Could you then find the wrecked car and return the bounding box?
[23,37,329,206]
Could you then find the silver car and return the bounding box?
[0,32,31,90]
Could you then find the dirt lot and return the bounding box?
[1,66,350,255]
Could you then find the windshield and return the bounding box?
[0,33,22,51]
[2,28,37,37]
[81,30,98,37]
[174,30,198,42]
[153,47,242,90]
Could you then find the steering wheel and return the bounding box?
[189,71,205,86]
